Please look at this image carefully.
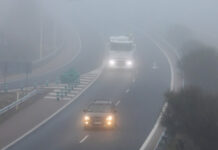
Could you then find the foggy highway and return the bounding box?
[1,0,218,149]
[5,28,171,150]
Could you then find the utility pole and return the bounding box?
[53,22,57,50]
[3,62,8,90]
[39,15,43,60]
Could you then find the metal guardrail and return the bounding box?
[0,89,38,116]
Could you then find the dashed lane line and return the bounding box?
[115,100,121,106]
[79,135,89,144]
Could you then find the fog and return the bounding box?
[44,0,218,45]
[0,0,218,62]
[1,1,218,149]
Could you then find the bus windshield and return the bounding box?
[110,42,133,51]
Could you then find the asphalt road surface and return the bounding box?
[6,29,171,150]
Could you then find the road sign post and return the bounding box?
[64,86,67,96]
[60,89,64,99]
[56,91,60,101]
[4,83,8,92]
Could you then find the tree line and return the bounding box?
[162,25,218,150]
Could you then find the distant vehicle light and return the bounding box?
[107,121,112,126]
[84,116,90,121]
[126,60,133,66]
[109,59,116,66]
[106,115,113,121]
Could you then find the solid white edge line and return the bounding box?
[1,68,102,150]
[79,135,89,144]
[150,37,175,91]
[139,35,176,150]
[154,130,166,150]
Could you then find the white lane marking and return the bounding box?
[62,97,71,101]
[54,89,61,92]
[48,86,65,89]
[45,96,72,101]
[149,37,175,91]
[115,100,121,106]
[81,74,96,78]
[139,104,167,150]
[67,94,75,97]
[44,96,56,99]
[77,84,87,88]
[80,81,90,84]
[49,93,57,96]
[1,68,102,150]
[79,135,89,144]
[125,89,130,93]
[139,34,177,150]
[74,87,83,91]
[80,78,92,82]
[80,76,94,80]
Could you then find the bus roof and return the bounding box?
[110,36,133,43]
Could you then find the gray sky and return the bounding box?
[1,0,218,46]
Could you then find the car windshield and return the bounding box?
[87,104,112,113]
[110,42,133,51]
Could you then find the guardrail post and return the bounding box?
[4,83,8,92]
[67,84,71,92]
[16,91,20,110]
[56,78,60,85]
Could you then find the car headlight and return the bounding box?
[106,115,113,121]
[126,60,133,66]
[107,121,112,126]
[84,116,90,121]
[109,59,116,66]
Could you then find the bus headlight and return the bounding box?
[109,59,116,66]
[126,60,133,66]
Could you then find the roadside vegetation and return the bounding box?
[162,87,218,150]
[160,26,218,150]
[179,46,218,93]
[166,24,218,93]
